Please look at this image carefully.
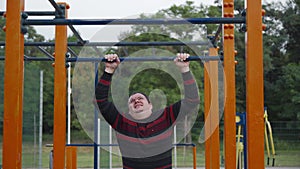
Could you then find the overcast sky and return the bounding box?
[0,0,218,41]
[1,0,276,41]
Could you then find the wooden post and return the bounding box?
[53,2,69,169]
[3,0,25,168]
[246,0,264,168]
[223,0,237,168]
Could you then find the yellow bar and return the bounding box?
[3,0,25,168]
[53,2,68,169]
[66,146,77,169]
[223,0,237,168]
[246,0,264,168]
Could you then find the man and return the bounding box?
[95,53,199,169]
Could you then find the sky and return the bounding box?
[1,0,217,41]
[1,0,277,41]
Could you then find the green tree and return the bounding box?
[111,1,223,142]
[263,0,300,120]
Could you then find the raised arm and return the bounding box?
[169,53,200,121]
[95,54,120,126]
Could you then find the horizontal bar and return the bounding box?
[66,143,195,147]
[0,41,210,47]
[22,17,246,26]
[68,56,221,62]
[0,56,221,62]
[67,143,118,147]
[0,11,55,16]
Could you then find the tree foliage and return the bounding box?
[0,0,300,137]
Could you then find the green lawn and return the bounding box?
[0,141,299,168]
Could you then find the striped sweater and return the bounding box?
[95,71,199,169]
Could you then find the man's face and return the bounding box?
[128,93,152,120]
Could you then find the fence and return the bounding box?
[1,120,298,168]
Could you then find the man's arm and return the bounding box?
[167,53,200,121]
[95,54,120,127]
[174,53,199,104]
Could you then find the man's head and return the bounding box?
[128,92,153,120]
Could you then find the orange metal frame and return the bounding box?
[223,0,237,168]
[66,146,77,169]
[3,0,25,168]
[204,48,220,169]
[2,0,264,168]
[53,2,68,169]
[246,0,265,168]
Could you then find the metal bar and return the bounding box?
[67,47,77,57]
[67,143,118,147]
[67,56,220,62]
[68,25,86,44]
[0,55,221,62]
[23,17,246,26]
[1,11,56,16]
[48,0,63,15]
[209,24,222,46]
[0,41,210,46]
[37,46,55,60]
[65,143,195,147]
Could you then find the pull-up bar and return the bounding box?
[68,55,221,62]
[22,17,246,26]
[0,11,56,16]
[0,55,221,62]
[0,41,210,47]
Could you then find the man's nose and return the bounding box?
[134,98,141,103]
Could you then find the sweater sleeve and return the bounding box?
[95,71,120,127]
[168,71,200,122]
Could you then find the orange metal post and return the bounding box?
[193,146,197,169]
[53,2,68,169]
[204,48,220,169]
[223,0,237,168]
[246,0,264,168]
[66,146,77,169]
[204,57,211,168]
[3,0,25,168]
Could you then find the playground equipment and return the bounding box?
[264,108,276,166]
[236,112,247,169]
[235,108,276,169]
[1,0,265,168]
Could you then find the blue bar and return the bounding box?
[0,41,210,47]
[66,143,194,147]
[0,56,221,62]
[94,63,99,169]
[0,11,56,16]
[66,56,221,62]
[23,17,246,25]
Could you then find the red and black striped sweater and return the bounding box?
[95,71,199,169]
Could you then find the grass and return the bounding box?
[0,136,299,168]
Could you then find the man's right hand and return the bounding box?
[104,54,120,74]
